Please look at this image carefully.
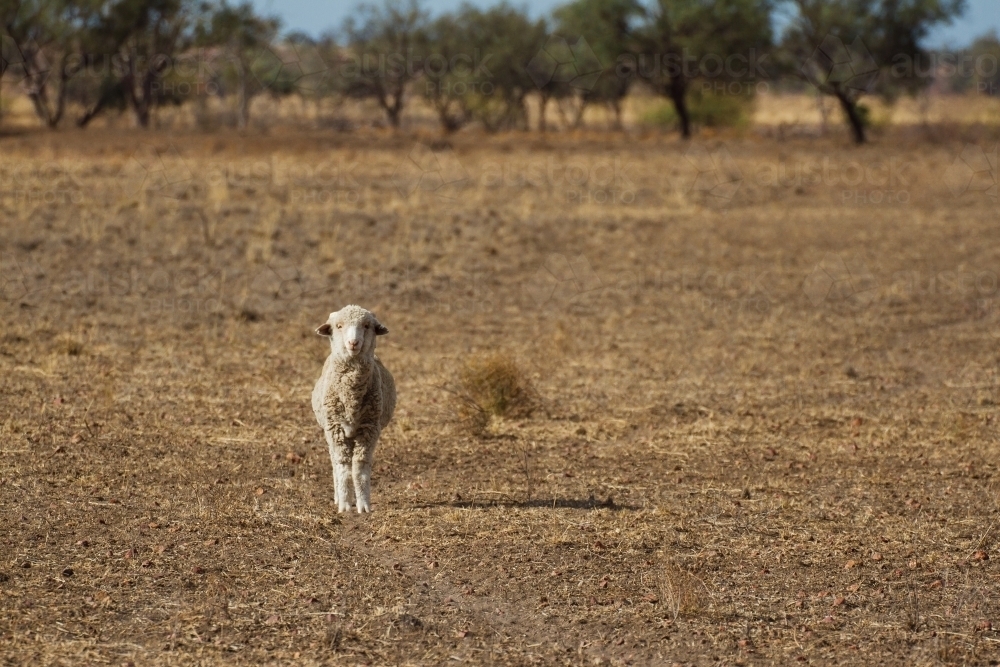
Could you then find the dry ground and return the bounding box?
[2,122,1000,666]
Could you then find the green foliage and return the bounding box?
[195,0,282,127]
[969,32,1000,96]
[452,3,547,132]
[641,90,752,129]
[782,0,967,142]
[0,0,105,127]
[342,0,428,127]
[552,0,644,126]
[633,0,774,137]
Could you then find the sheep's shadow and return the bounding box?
[407,497,637,511]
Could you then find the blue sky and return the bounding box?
[253,0,999,48]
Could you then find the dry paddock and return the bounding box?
[2,125,1000,665]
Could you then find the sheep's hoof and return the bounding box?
[337,503,351,513]
[356,502,370,514]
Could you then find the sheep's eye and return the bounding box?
[364,324,369,329]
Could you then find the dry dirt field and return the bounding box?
[2,121,1000,666]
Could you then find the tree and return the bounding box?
[968,32,999,96]
[457,3,547,132]
[552,0,643,130]
[196,0,280,129]
[0,0,103,128]
[88,0,198,128]
[421,12,475,133]
[783,0,966,144]
[342,0,428,128]
[635,0,774,139]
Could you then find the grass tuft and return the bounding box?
[454,352,537,434]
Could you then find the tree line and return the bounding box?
[1,0,997,143]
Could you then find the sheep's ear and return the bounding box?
[316,323,333,337]
[373,319,389,336]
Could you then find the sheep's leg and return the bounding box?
[352,444,376,514]
[332,440,353,513]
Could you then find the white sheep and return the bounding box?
[312,305,396,513]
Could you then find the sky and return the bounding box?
[253,0,999,48]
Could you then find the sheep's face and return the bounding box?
[315,305,388,358]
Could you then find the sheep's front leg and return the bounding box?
[352,439,377,514]
[330,436,354,513]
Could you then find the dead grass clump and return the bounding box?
[454,352,537,434]
[659,564,708,621]
[56,335,84,356]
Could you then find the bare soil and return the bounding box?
[2,125,1000,665]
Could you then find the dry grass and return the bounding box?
[454,352,538,434]
[2,121,1000,665]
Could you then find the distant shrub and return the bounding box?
[641,90,752,131]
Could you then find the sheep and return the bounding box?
[312,305,396,513]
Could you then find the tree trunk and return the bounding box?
[386,104,401,128]
[572,96,587,129]
[77,86,117,127]
[538,92,548,132]
[835,91,866,144]
[236,55,248,130]
[47,55,71,129]
[610,99,622,131]
[668,77,691,139]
